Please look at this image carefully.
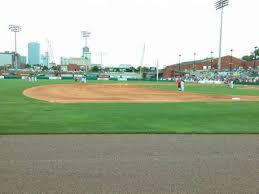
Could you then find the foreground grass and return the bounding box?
[0,80,259,134]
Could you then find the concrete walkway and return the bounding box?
[0,135,258,193]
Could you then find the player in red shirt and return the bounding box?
[177,78,181,91]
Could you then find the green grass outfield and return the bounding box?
[0,79,259,134]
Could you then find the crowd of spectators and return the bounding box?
[167,69,259,84]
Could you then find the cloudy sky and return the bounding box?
[0,0,258,67]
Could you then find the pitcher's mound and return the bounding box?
[23,84,259,103]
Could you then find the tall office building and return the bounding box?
[28,42,40,65]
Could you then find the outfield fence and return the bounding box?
[1,75,259,85]
[0,75,161,82]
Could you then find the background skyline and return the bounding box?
[0,0,258,67]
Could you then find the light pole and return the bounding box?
[230,49,233,72]
[9,24,21,72]
[101,52,103,67]
[178,54,181,72]
[193,53,196,71]
[81,31,91,73]
[210,51,213,69]
[215,0,229,71]
[254,46,258,69]
[81,31,91,47]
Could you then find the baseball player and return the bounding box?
[181,79,185,91]
[177,78,181,91]
[230,78,234,89]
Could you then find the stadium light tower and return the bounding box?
[9,24,21,71]
[215,0,229,71]
[81,31,91,47]
[81,31,91,73]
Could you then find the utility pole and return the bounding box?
[101,52,102,67]
[100,52,107,68]
[178,54,181,72]
[193,53,196,71]
[140,43,146,78]
[210,51,213,69]
[156,60,159,82]
[230,49,233,72]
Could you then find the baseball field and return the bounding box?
[1,79,259,134]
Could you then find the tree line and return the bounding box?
[242,48,259,61]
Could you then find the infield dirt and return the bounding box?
[23,83,259,103]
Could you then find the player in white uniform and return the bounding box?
[230,79,234,89]
[181,79,185,91]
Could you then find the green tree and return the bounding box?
[136,66,149,72]
[242,55,254,61]
[255,48,259,59]
[91,66,99,72]
[129,66,136,72]
[51,66,57,71]
[242,48,259,61]
[142,67,149,72]
[42,66,49,71]
[25,64,31,68]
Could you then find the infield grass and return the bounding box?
[0,80,259,134]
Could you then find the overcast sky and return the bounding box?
[0,0,258,67]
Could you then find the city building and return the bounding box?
[57,65,68,72]
[60,57,69,65]
[119,64,132,69]
[0,52,14,66]
[58,44,91,72]
[59,56,91,71]
[28,42,40,65]
[68,57,89,66]
[20,56,27,65]
[0,51,24,68]
[41,52,49,67]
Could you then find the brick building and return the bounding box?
[68,64,80,72]
[163,55,259,78]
